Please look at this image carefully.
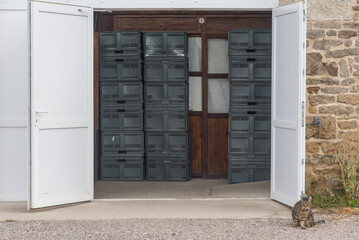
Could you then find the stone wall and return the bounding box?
[279,0,359,192]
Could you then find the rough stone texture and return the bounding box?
[350,84,359,92]
[307,0,352,21]
[312,39,343,50]
[341,77,355,85]
[307,86,320,94]
[306,116,337,139]
[318,105,355,115]
[314,21,343,29]
[308,106,317,113]
[326,30,337,36]
[279,0,352,20]
[307,52,326,75]
[307,30,326,39]
[339,60,350,77]
[337,94,359,104]
[338,30,358,39]
[338,120,358,129]
[345,39,353,47]
[325,62,339,76]
[307,77,339,85]
[308,95,336,105]
[320,141,339,153]
[320,87,348,94]
[306,141,320,153]
[306,153,335,165]
[325,48,359,58]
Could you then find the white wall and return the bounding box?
[0,9,28,201]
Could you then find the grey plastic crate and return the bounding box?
[228,134,271,160]
[230,81,271,108]
[146,157,190,181]
[228,161,270,183]
[100,31,142,57]
[100,82,143,106]
[144,32,188,57]
[145,108,188,132]
[229,109,271,134]
[100,157,144,181]
[144,82,188,106]
[145,132,189,156]
[101,131,144,156]
[100,107,143,131]
[229,56,271,82]
[145,57,188,82]
[100,57,143,81]
[229,29,271,56]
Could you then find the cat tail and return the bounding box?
[315,220,325,224]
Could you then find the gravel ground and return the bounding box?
[0,215,358,240]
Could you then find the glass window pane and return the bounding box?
[208,78,229,113]
[189,77,202,111]
[188,37,202,72]
[208,39,229,74]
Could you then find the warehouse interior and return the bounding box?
[93,10,272,199]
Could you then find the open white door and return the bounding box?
[29,1,93,209]
[271,2,306,207]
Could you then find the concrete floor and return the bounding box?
[94,179,271,199]
[0,199,291,221]
[0,180,292,221]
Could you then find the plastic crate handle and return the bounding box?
[246,49,256,52]
[117,159,126,162]
[115,50,124,54]
[247,102,257,105]
[247,111,257,114]
[117,101,126,104]
[118,150,127,154]
[115,59,124,62]
[117,109,126,112]
[247,58,256,62]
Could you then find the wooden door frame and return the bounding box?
[94,11,272,179]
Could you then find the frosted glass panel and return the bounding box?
[208,78,229,113]
[208,39,229,74]
[188,37,202,72]
[189,77,202,111]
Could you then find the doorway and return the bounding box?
[94,11,272,180]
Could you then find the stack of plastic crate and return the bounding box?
[99,31,145,181]
[228,29,272,183]
[144,32,190,181]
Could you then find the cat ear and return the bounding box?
[309,195,313,202]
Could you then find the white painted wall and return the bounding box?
[0,9,28,201]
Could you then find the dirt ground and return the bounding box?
[0,214,358,240]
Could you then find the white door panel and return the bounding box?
[0,10,28,201]
[271,2,306,207]
[30,1,93,209]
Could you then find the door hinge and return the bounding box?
[301,101,305,127]
[302,158,305,165]
[303,10,307,21]
[302,69,305,76]
[303,42,305,49]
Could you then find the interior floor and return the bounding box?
[94,179,270,199]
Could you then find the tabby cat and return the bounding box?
[292,195,325,229]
